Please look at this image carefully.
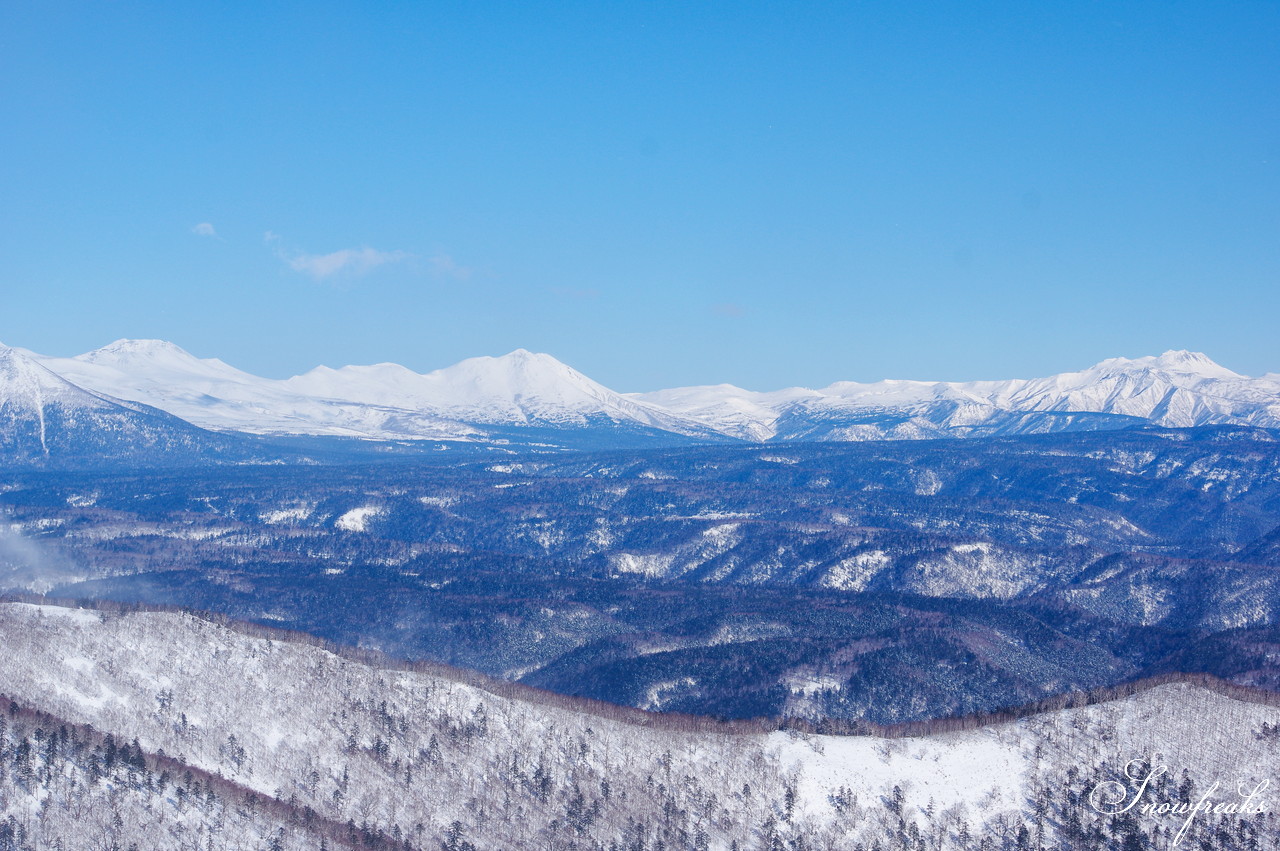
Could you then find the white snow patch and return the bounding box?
[771,728,1026,817]
[611,552,675,578]
[259,505,313,524]
[23,604,102,625]
[784,673,843,696]
[759,454,799,465]
[820,551,892,591]
[643,677,697,710]
[336,506,382,532]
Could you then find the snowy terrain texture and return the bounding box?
[0,600,1277,850]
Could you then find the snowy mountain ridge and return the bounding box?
[633,349,1280,441]
[0,343,145,414]
[31,340,709,442]
[283,348,709,434]
[0,343,259,465]
[15,339,1280,445]
[33,339,482,441]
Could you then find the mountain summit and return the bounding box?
[284,348,715,436]
[79,338,205,365]
[1104,349,1245,379]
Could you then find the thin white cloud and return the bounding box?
[287,246,412,279]
[265,233,471,283]
[266,232,412,280]
[191,222,218,237]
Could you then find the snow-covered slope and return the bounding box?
[1,343,135,417]
[0,600,1276,849]
[285,348,708,433]
[628,383,822,442]
[633,350,1280,441]
[1003,350,1280,427]
[28,341,1280,445]
[37,339,479,441]
[0,342,251,465]
[36,341,710,442]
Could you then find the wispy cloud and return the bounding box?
[191,222,218,237]
[288,246,412,279]
[267,232,412,280]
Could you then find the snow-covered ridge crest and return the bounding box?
[283,347,700,431]
[0,342,152,414]
[34,340,480,440]
[0,342,259,464]
[26,341,714,441]
[0,600,1278,849]
[633,349,1280,440]
[21,341,1280,443]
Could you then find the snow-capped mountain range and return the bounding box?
[635,349,1280,441]
[19,340,710,443]
[5,339,1280,446]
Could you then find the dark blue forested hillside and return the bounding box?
[2,425,1280,722]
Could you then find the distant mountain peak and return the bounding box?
[86,338,192,356]
[77,339,209,369]
[430,349,595,389]
[1152,349,1240,376]
[0,344,82,397]
[1089,350,1243,381]
[475,348,568,370]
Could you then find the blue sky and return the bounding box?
[2,1,1277,390]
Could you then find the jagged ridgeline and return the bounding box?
[0,601,1277,850]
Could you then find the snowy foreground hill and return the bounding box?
[0,600,1277,850]
[6,339,1278,449]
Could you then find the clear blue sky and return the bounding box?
[2,1,1277,390]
